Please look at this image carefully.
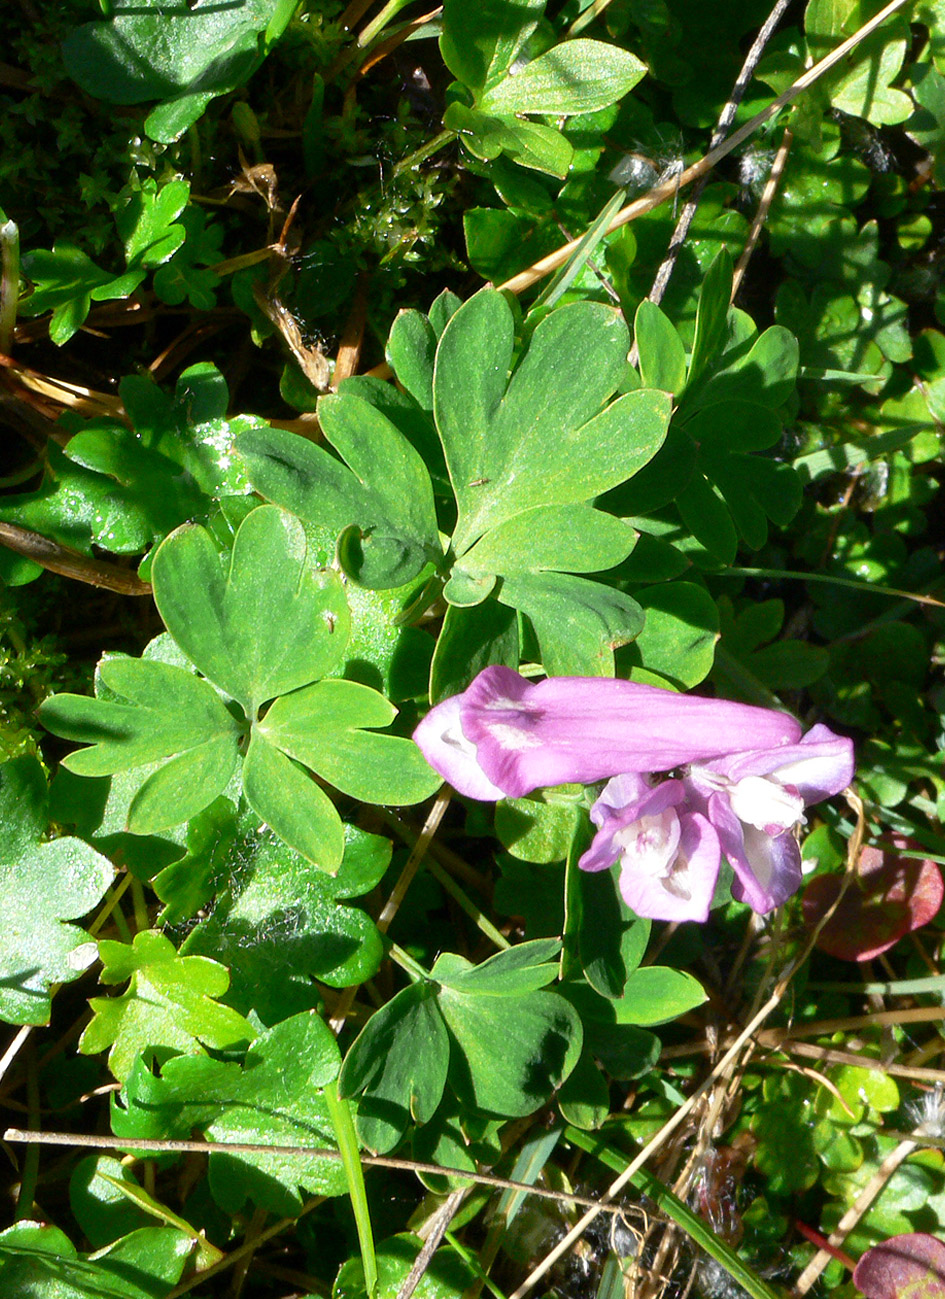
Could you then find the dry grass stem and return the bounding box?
[731,126,794,299]
[498,0,912,296]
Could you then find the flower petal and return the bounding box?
[411,693,506,800]
[459,667,802,798]
[708,791,801,913]
[701,724,854,803]
[580,778,684,872]
[617,812,720,923]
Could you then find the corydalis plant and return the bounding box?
[413,667,854,921]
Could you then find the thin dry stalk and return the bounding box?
[731,127,794,298]
[643,0,793,323]
[498,0,912,296]
[793,1136,919,1293]
[2,1128,631,1216]
[396,1188,469,1299]
[329,786,451,1031]
[331,273,370,389]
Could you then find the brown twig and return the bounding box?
[0,522,153,595]
[1,1128,627,1215]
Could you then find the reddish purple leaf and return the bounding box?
[854,1232,945,1298]
[802,836,943,962]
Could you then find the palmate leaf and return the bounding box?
[113,1013,347,1215]
[236,394,442,590]
[151,505,350,716]
[0,364,261,568]
[431,291,668,673]
[79,930,254,1082]
[339,940,582,1153]
[40,507,440,871]
[434,289,669,553]
[0,757,114,1026]
[39,657,243,836]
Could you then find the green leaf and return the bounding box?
[440,0,544,94]
[480,39,646,116]
[688,248,734,385]
[114,179,189,269]
[434,290,669,553]
[20,241,144,345]
[151,206,222,307]
[69,1157,153,1250]
[0,756,113,1026]
[449,102,575,177]
[0,1223,192,1299]
[573,862,651,1000]
[62,0,288,141]
[39,657,242,834]
[608,966,706,1026]
[498,570,644,676]
[431,939,563,996]
[454,504,636,579]
[622,581,719,688]
[242,731,346,873]
[674,470,738,564]
[386,308,437,410]
[114,1013,347,1215]
[438,984,582,1117]
[634,300,688,396]
[334,1234,476,1299]
[806,0,912,125]
[259,678,442,806]
[495,786,582,864]
[182,819,390,1017]
[152,505,350,715]
[237,403,441,589]
[0,364,257,559]
[80,930,254,1082]
[339,982,451,1153]
[430,600,520,704]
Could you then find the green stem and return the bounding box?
[15,1041,39,1221]
[325,1084,377,1298]
[393,129,455,177]
[357,0,413,47]
[424,857,511,951]
[716,565,945,610]
[563,1126,782,1299]
[388,942,432,983]
[0,219,20,355]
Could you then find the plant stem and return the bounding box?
[0,219,20,355]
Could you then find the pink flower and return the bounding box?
[683,724,855,913]
[413,667,802,800]
[579,774,721,923]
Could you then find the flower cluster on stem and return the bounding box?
[414,667,854,922]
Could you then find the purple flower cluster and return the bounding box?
[413,667,854,923]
